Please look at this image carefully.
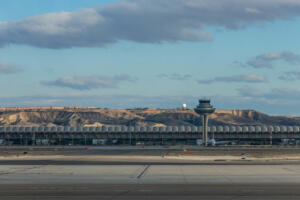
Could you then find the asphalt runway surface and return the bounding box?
[1,184,300,200]
[2,146,300,157]
[1,163,300,199]
[1,148,300,199]
[1,160,300,165]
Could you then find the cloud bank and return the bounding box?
[226,86,300,115]
[0,62,22,74]
[278,70,300,81]
[243,52,300,68]
[41,75,137,90]
[198,74,267,84]
[157,73,192,81]
[0,94,199,109]
[2,91,300,115]
[1,0,300,48]
[237,86,300,106]
[240,87,300,99]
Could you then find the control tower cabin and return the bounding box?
[194,99,215,146]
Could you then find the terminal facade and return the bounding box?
[0,125,299,146]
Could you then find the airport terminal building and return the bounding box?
[0,125,299,146]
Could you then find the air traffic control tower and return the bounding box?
[195,99,215,146]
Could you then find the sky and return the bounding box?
[0,0,300,115]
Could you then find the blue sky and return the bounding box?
[1,0,300,115]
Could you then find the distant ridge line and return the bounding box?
[0,106,97,111]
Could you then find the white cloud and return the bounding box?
[157,73,192,81]
[278,70,300,81]
[1,0,300,48]
[41,75,137,90]
[198,74,268,84]
[245,52,300,68]
[237,86,300,105]
[0,62,22,74]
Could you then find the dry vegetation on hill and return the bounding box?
[0,108,300,127]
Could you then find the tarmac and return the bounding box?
[1,147,300,199]
[1,184,300,200]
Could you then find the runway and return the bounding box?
[1,162,300,184]
[1,149,300,199]
[1,184,300,200]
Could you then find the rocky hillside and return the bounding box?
[0,108,300,127]
[0,109,300,126]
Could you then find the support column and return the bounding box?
[202,114,209,146]
[270,130,273,147]
[32,133,35,146]
[129,132,132,145]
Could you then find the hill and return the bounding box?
[0,108,300,127]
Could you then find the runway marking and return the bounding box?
[28,172,74,175]
[136,165,150,179]
[179,166,188,184]
[282,167,300,174]
[0,166,45,176]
